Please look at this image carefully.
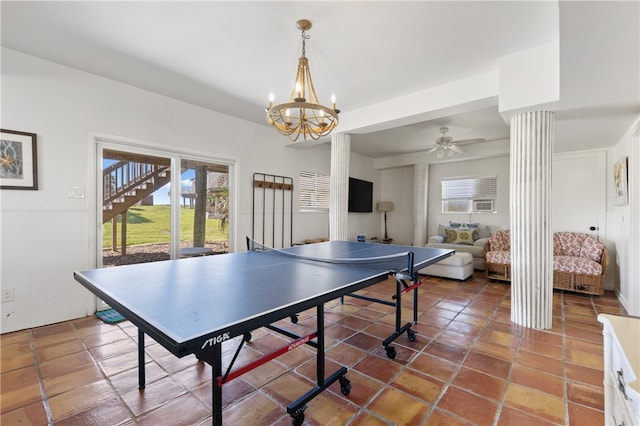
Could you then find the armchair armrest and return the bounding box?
[474,237,489,249]
[428,235,445,244]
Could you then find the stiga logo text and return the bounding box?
[201,333,230,349]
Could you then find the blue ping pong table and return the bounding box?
[74,240,453,425]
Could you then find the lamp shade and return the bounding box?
[377,201,394,212]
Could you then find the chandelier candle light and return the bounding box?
[267,19,340,142]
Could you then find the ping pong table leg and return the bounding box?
[138,329,145,389]
[210,343,223,425]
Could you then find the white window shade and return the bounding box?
[299,171,330,210]
[442,176,497,213]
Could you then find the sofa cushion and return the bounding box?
[444,227,477,245]
[554,256,603,275]
[556,232,588,257]
[489,229,510,251]
[579,236,605,263]
[486,250,510,265]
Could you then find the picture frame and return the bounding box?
[1,129,38,190]
[613,156,628,206]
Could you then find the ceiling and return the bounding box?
[2,1,638,159]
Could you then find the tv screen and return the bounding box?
[348,177,373,213]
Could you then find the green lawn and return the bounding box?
[103,205,227,248]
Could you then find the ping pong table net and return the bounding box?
[246,237,416,276]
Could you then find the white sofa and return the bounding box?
[426,223,492,271]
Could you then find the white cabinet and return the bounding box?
[598,314,640,426]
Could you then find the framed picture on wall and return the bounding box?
[613,156,628,206]
[0,129,38,190]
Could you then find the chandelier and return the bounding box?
[267,19,339,142]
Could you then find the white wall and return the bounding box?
[608,117,640,315]
[427,156,511,238]
[0,48,331,333]
[379,166,415,245]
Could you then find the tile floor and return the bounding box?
[1,273,630,425]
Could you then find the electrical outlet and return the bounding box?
[1,288,14,302]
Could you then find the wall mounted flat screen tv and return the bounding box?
[348,177,373,213]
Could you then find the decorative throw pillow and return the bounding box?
[451,228,477,245]
[449,222,479,229]
[579,236,605,263]
[444,228,457,243]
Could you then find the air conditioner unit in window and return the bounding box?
[473,199,494,212]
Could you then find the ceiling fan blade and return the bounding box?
[453,138,486,146]
[449,144,465,153]
[426,146,440,153]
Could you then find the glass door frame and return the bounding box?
[93,136,236,309]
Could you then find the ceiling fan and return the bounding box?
[425,127,485,157]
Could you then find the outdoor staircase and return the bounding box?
[103,161,171,223]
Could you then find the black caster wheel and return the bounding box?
[243,332,252,342]
[290,315,299,324]
[292,412,304,426]
[407,330,416,342]
[385,346,397,359]
[339,376,351,395]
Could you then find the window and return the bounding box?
[299,171,330,211]
[442,176,497,213]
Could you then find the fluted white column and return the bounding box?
[510,111,554,329]
[330,133,350,241]
[413,163,428,246]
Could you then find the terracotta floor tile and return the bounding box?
[36,339,86,363]
[31,330,78,350]
[565,336,604,355]
[463,350,512,379]
[353,355,402,383]
[503,383,565,424]
[391,369,444,403]
[137,393,210,426]
[98,350,140,377]
[565,363,604,388]
[451,367,507,401]
[48,380,115,421]
[497,406,557,426]
[516,350,564,377]
[304,389,360,425]
[262,373,314,407]
[223,391,283,425]
[367,387,430,425]
[424,340,467,363]
[344,332,382,352]
[510,364,564,398]
[1,366,43,413]
[42,364,103,397]
[566,347,603,370]
[567,381,604,411]
[409,352,458,382]
[472,339,516,362]
[54,397,130,426]
[518,336,563,359]
[438,386,498,426]
[121,376,186,417]
[30,322,74,339]
[109,361,167,394]
[326,342,368,367]
[567,401,604,425]
[435,328,476,350]
[348,411,389,426]
[1,342,34,373]
[425,408,474,425]
[0,400,49,426]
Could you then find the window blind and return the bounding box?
[442,176,497,200]
[299,171,330,210]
